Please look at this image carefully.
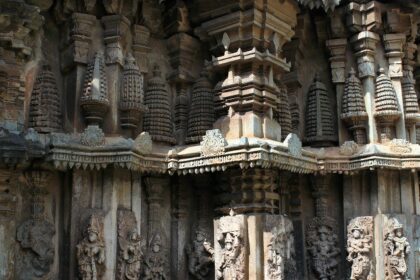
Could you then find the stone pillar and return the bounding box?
[306,175,341,280]
[171,176,190,279]
[351,31,379,143]
[101,15,130,133]
[60,13,96,132]
[383,33,406,139]
[144,176,170,279]
[326,38,348,144]
[132,25,151,75]
[213,168,297,280]
[0,170,17,279]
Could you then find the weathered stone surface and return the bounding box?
[0,1,420,279]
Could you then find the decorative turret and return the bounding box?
[29,63,61,133]
[374,68,400,141]
[402,71,420,125]
[186,70,214,144]
[80,52,109,126]
[143,65,176,144]
[304,74,336,147]
[119,53,147,130]
[341,68,368,144]
[277,82,292,141]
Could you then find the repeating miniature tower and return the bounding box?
[143,65,176,144]
[186,70,214,144]
[402,71,420,127]
[341,68,368,144]
[28,63,61,133]
[119,53,147,130]
[304,74,337,147]
[277,82,292,140]
[374,68,401,141]
[80,52,110,127]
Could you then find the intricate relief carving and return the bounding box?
[374,68,401,142]
[120,53,146,129]
[306,218,340,280]
[340,141,359,156]
[80,52,110,126]
[296,0,341,12]
[387,139,411,154]
[215,210,246,280]
[16,170,55,279]
[265,215,297,280]
[132,132,153,154]
[186,230,215,279]
[80,125,105,147]
[144,233,168,279]
[384,218,410,280]
[200,129,226,157]
[16,219,55,279]
[186,70,215,144]
[29,63,62,133]
[341,68,368,144]
[304,74,337,147]
[77,214,106,280]
[346,216,374,280]
[143,65,176,144]
[117,210,143,280]
[283,133,302,158]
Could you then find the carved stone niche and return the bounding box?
[117,209,143,280]
[383,217,411,280]
[346,216,374,280]
[214,211,248,280]
[76,213,106,280]
[263,215,297,280]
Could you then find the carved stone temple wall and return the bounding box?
[2,0,420,279]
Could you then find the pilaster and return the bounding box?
[383,33,406,139]
[326,38,348,144]
[101,15,130,133]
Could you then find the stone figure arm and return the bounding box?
[97,246,105,264]
[405,241,411,255]
[203,240,214,259]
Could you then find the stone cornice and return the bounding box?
[4,129,420,175]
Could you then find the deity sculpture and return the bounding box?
[384,218,411,280]
[265,216,297,280]
[307,224,340,279]
[76,214,106,280]
[119,230,143,280]
[216,232,244,280]
[144,233,167,279]
[186,230,214,279]
[346,217,373,280]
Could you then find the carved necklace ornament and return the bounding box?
[384,218,411,280]
[76,214,106,280]
[346,216,374,280]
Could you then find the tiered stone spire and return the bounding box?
[143,65,176,144]
[119,53,146,130]
[341,68,368,144]
[80,52,109,126]
[374,68,400,141]
[29,63,61,133]
[278,82,292,140]
[186,70,214,144]
[402,70,420,125]
[305,74,336,146]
